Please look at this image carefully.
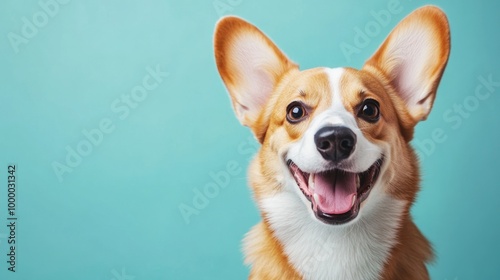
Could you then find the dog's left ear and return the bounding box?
[363,6,450,124]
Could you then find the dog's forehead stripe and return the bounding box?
[312,67,366,137]
[324,67,346,111]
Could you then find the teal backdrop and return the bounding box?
[0,0,499,279]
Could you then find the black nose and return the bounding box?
[314,126,356,162]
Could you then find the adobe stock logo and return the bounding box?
[110,268,135,280]
[339,0,412,62]
[213,0,243,17]
[178,136,258,224]
[7,0,71,54]
[51,65,169,182]
[414,74,499,160]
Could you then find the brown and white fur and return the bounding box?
[214,6,450,280]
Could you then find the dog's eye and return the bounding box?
[286,102,307,123]
[358,99,380,123]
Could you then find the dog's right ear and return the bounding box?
[214,16,297,141]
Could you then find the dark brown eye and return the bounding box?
[286,102,307,123]
[358,99,380,123]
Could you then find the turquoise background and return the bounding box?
[0,0,499,279]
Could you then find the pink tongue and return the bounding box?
[314,171,357,215]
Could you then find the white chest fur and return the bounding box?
[259,185,405,280]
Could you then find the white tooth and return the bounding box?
[313,193,320,204]
[351,195,357,207]
[309,173,315,192]
[356,175,360,189]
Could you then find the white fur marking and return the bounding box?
[261,181,405,280]
[265,68,405,279]
[287,68,382,173]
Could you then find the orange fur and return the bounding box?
[214,5,450,279]
[245,222,302,280]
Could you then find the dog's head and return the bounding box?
[214,6,450,225]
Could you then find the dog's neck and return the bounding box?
[259,181,406,280]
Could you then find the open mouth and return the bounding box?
[287,158,383,225]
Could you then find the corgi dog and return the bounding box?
[214,6,450,280]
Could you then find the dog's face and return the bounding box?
[270,68,398,224]
[214,7,450,225]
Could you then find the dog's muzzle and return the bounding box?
[288,125,383,225]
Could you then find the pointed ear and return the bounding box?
[363,6,450,123]
[214,16,298,138]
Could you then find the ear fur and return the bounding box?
[214,16,298,141]
[364,6,451,124]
